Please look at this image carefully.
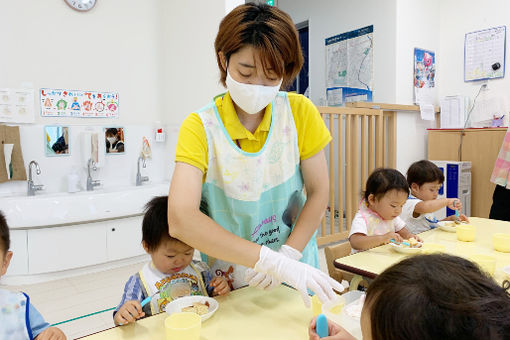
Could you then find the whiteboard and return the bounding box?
[464,26,506,82]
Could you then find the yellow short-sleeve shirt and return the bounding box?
[175,92,331,174]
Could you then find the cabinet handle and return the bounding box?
[111,228,115,232]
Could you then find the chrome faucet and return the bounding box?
[86,158,101,191]
[136,156,149,186]
[27,161,44,196]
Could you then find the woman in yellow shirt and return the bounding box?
[168,3,342,307]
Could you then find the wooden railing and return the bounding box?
[316,106,397,246]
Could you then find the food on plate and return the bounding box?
[182,301,210,315]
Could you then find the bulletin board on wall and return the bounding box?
[464,26,506,82]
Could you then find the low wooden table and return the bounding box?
[79,285,349,340]
[334,217,510,285]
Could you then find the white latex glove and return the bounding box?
[245,244,302,290]
[253,245,344,307]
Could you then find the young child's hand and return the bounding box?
[210,276,230,296]
[384,232,403,244]
[308,316,356,340]
[447,198,462,211]
[35,327,67,340]
[458,213,469,222]
[411,234,423,243]
[114,300,145,326]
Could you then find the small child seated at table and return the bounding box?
[0,212,66,340]
[113,196,230,326]
[401,160,469,234]
[349,168,421,253]
[309,253,510,340]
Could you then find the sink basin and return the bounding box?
[0,182,170,228]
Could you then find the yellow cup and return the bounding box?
[421,243,446,254]
[311,295,322,316]
[165,312,201,340]
[311,294,345,316]
[470,254,496,276]
[456,224,476,242]
[493,233,510,252]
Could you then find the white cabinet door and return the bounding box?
[106,216,145,261]
[28,222,107,274]
[6,230,28,276]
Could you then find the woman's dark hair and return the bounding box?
[142,196,182,252]
[0,211,9,253]
[364,168,409,201]
[215,3,303,88]
[407,160,445,187]
[365,254,510,340]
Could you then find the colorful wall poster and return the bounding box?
[40,88,119,118]
[414,48,436,105]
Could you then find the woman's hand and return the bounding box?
[210,276,231,296]
[35,327,67,340]
[114,300,145,326]
[245,244,302,290]
[308,317,356,340]
[254,246,344,307]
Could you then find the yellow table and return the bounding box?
[335,217,510,285]
[80,286,316,340]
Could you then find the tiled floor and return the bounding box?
[2,249,329,339]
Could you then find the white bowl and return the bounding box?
[165,296,218,322]
[437,221,457,232]
[389,242,422,254]
[503,266,510,280]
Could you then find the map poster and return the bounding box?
[326,25,374,94]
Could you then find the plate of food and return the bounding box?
[437,221,458,232]
[389,237,423,254]
[165,296,218,322]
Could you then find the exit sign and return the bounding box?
[266,0,274,6]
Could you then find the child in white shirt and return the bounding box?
[349,168,421,253]
[401,160,468,234]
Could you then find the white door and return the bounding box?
[106,216,145,261]
[28,222,107,274]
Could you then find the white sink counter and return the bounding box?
[0,182,170,229]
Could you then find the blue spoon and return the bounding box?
[316,314,329,338]
[454,200,461,220]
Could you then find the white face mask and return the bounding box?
[107,137,117,145]
[226,71,282,115]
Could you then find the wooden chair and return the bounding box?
[324,241,354,284]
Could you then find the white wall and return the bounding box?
[159,0,227,126]
[0,0,232,195]
[438,0,510,115]
[0,0,163,125]
[394,0,441,173]
[278,0,398,105]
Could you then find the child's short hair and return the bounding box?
[407,160,445,187]
[364,168,409,201]
[365,254,510,340]
[0,211,9,253]
[142,196,182,252]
